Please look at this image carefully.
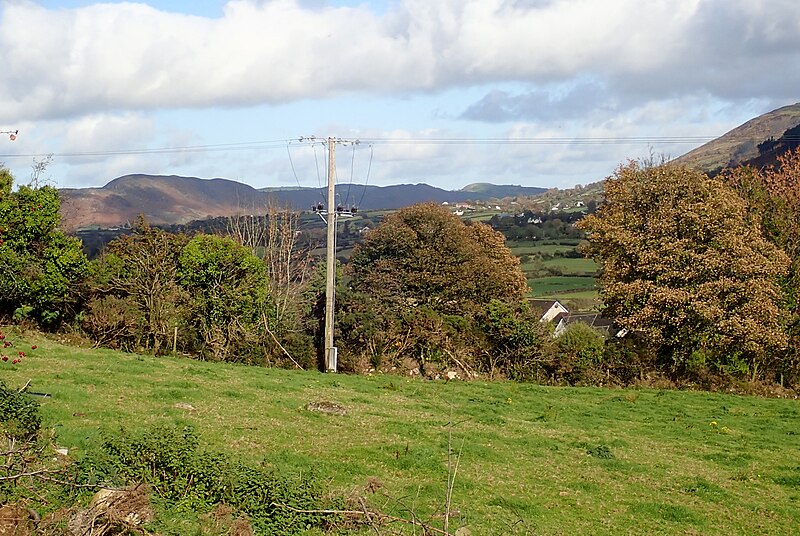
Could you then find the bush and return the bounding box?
[549,322,606,384]
[0,380,41,440]
[479,300,551,380]
[79,425,336,533]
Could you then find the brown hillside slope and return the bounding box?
[60,174,268,230]
[674,103,800,173]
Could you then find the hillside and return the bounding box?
[59,174,546,230]
[674,102,800,173]
[5,330,800,535]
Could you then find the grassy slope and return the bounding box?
[3,330,799,535]
[675,103,800,173]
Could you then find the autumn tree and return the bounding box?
[0,166,88,326]
[723,147,800,382]
[83,217,188,352]
[348,203,528,314]
[578,162,790,379]
[344,203,533,375]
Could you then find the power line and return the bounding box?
[0,138,296,159]
[5,134,794,160]
[357,144,374,209]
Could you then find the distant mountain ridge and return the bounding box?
[59,174,546,230]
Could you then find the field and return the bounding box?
[528,275,597,297]
[508,239,599,306]
[3,329,800,535]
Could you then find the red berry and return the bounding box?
[18,351,25,357]
[1,356,7,362]
[31,345,37,350]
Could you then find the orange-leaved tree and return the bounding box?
[578,162,790,379]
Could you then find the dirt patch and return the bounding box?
[0,505,35,536]
[306,401,347,416]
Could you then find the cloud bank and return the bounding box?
[2,0,799,123]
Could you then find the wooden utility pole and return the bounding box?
[324,137,337,372]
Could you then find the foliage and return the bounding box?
[578,162,790,378]
[343,203,536,376]
[478,299,551,380]
[178,234,270,362]
[0,380,41,440]
[0,167,89,326]
[723,147,800,384]
[79,425,334,534]
[349,203,528,315]
[83,217,189,352]
[550,321,606,384]
[223,205,316,367]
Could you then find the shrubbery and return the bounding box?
[79,425,337,534]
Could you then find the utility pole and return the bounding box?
[324,137,337,372]
[306,135,357,372]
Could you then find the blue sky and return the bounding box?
[1,0,799,191]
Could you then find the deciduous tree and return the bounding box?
[723,147,800,383]
[348,203,528,314]
[578,162,790,378]
[178,234,270,362]
[0,167,88,326]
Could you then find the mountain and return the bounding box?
[674,103,800,174]
[59,175,267,230]
[59,174,546,230]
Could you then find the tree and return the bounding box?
[344,204,531,376]
[723,147,800,383]
[178,234,270,362]
[83,217,188,352]
[0,167,88,326]
[578,162,790,378]
[348,203,528,315]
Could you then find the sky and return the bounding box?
[0,0,799,192]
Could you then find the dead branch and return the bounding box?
[270,501,451,535]
[262,313,303,369]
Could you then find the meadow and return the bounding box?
[3,328,799,535]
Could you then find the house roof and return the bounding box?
[528,299,566,315]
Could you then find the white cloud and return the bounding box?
[2,0,799,123]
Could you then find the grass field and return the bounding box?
[3,329,799,535]
[528,275,597,296]
[542,257,597,274]
[507,240,583,257]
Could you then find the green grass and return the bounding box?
[542,257,598,274]
[529,275,597,296]
[508,240,583,256]
[4,329,800,535]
